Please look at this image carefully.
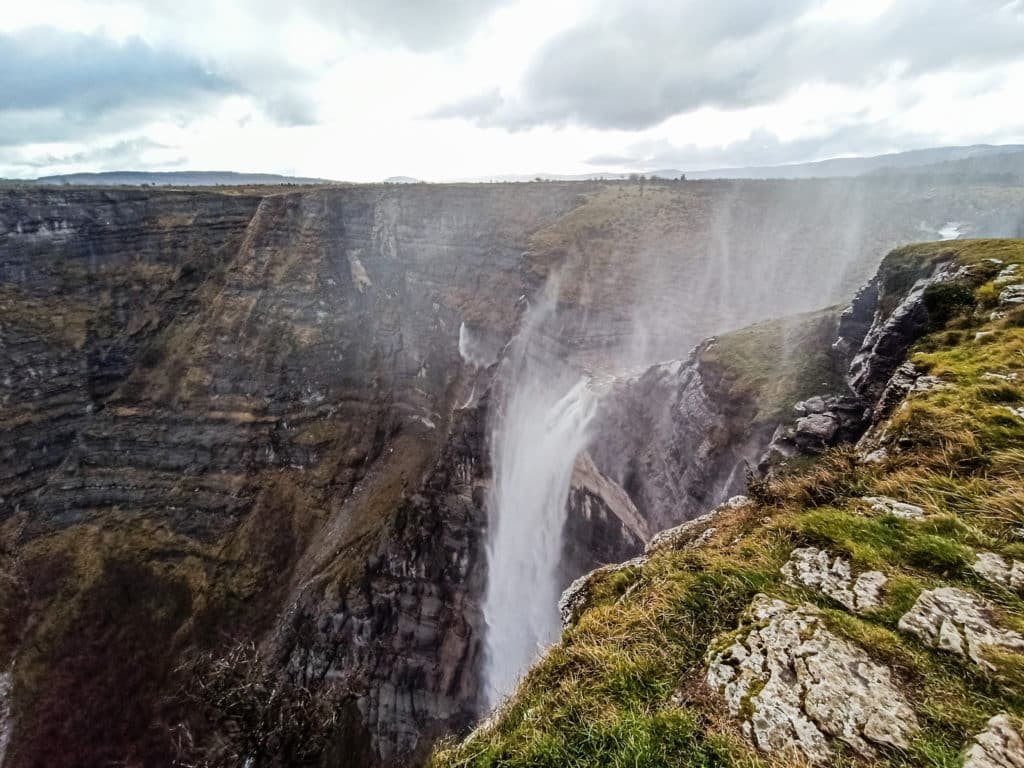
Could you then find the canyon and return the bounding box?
[2,177,1024,767]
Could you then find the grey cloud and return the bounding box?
[164,0,511,52]
[448,0,1024,130]
[1,137,188,180]
[324,0,511,51]
[427,89,504,120]
[586,117,1024,174]
[585,153,641,166]
[0,26,328,147]
[5,137,187,174]
[0,28,235,114]
[263,93,320,127]
[0,28,240,146]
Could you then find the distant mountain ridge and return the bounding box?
[684,143,1024,179]
[33,170,337,186]
[20,143,1024,187]
[462,143,1024,182]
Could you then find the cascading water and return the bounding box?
[481,294,598,708]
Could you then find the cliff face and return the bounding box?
[3,179,1024,768]
[0,183,582,767]
[434,239,1024,768]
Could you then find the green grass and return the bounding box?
[432,240,1024,768]
[700,308,844,425]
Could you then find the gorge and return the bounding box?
[2,176,1024,767]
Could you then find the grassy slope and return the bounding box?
[699,307,844,426]
[432,239,1024,768]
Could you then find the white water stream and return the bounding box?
[481,298,597,708]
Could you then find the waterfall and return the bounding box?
[481,295,597,708]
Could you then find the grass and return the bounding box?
[432,240,1024,767]
[700,308,844,425]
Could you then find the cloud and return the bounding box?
[427,89,504,120]
[582,114,1024,175]
[134,0,512,52]
[442,0,1024,131]
[8,138,187,173]
[308,0,512,51]
[0,28,240,146]
[0,27,234,114]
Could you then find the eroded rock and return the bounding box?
[0,667,11,768]
[1000,285,1024,306]
[706,595,918,764]
[645,496,750,555]
[995,264,1021,286]
[861,496,926,519]
[964,714,1024,768]
[898,587,1024,669]
[558,556,648,629]
[972,552,1024,595]
[781,547,886,613]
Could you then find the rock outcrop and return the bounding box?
[586,347,773,535]
[6,181,1024,768]
[848,260,964,404]
[558,556,648,630]
[780,547,886,613]
[898,587,1024,669]
[860,495,927,519]
[706,595,919,764]
[973,552,1024,595]
[964,714,1024,768]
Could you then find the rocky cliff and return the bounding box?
[433,239,1024,768]
[3,177,1024,768]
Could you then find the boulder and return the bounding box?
[645,496,750,555]
[706,595,919,764]
[994,265,1020,286]
[795,413,839,450]
[999,284,1024,306]
[898,587,1024,669]
[972,552,1024,595]
[861,496,926,519]
[0,667,10,768]
[781,547,886,613]
[964,714,1024,768]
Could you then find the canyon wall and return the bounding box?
[1,178,1023,766]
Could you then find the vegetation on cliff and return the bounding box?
[432,240,1024,767]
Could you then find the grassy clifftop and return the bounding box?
[432,240,1024,767]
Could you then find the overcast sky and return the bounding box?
[1,0,1022,181]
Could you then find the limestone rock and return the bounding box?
[999,284,1024,306]
[871,361,947,426]
[898,587,1024,669]
[558,556,648,629]
[760,394,868,472]
[795,395,828,415]
[964,714,1024,768]
[972,552,1024,595]
[860,447,889,464]
[849,262,959,403]
[795,413,839,446]
[995,265,1021,286]
[645,496,750,555]
[861,496,926,519]
[706,595,918,764]
[781,547,887,613]
[0,667,11,768]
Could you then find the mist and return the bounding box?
[478,170,1024,707]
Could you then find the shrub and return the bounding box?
[923,281,976,329]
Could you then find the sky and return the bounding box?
[1,0,1023,181]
